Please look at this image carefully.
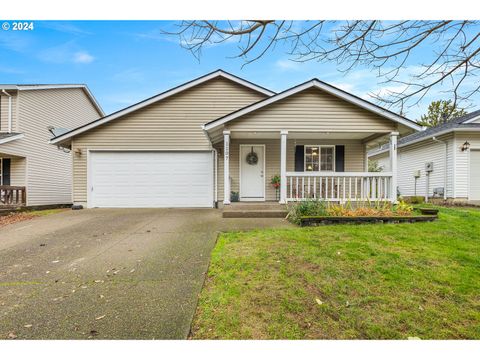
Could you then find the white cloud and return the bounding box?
[275,59,302,71]
[73,51,94,64]
[39,42,95,64]
[0,32,31,52]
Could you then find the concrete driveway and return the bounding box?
[0,208,291,339]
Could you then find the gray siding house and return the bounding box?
[0,85,103,207]
[369,110,480,203]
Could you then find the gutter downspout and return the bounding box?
[213,148,218,206]
[201,124,218,207]
[432,136,448,200]
[1,89,13,133]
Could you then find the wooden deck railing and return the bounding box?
[0,186,27,206]
[285,172,393,202]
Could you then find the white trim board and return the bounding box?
[203,79,422,132]
[1,84,104,116]
[369,127,480,157]
[0,133,24,145]
[463,114,480,124]
[50,70,275,145]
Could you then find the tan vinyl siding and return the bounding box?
[1,88,101,205]
[227,88,397,133]
[72,77,267,203]
[0,91,18,132]
[10,157,26,186]
[217,139,365,201]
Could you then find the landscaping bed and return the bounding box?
[300,215,437,226]
[286,199,422,226]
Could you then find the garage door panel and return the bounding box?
[89,152,213,208]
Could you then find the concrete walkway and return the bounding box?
[0,208,291,339]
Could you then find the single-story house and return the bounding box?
[50,70,421,208]
[1,84,103,207]
[369,110,480,203]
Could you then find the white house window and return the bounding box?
[305,146,335,171]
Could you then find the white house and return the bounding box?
[369,110,480,203]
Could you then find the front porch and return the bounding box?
[217,130,398,205]
[0,185,27,207]
[0,155,27,207]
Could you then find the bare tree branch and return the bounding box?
[165,20,480,113]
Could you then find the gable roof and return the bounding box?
[203,79,422,132]
[0,84,104,116]
[369,109,480,156]
[49,70,275,145]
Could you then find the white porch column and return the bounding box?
[389,131,399,203]
[223,130,231,205]
[280,130,288,204]
[364,144,369,171]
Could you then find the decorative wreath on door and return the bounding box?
[246,146,258,165]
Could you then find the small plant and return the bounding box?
[287,199,328,224]
[230,191,239,202]
[270,175,281,188]
[394,200,414,215]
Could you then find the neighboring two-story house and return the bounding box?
[1,85,103,207]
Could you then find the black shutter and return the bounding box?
[294,145,305,171]
[2,158,11,185]
[335,146,345,172]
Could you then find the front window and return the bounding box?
[305,146,335,171]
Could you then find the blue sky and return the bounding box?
[1,20,478,120]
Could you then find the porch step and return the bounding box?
[227,203,287,210]
[223,209,288,218]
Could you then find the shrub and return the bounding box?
[287,199,328,224]
[288,199,414,223]
[394,200,414,215]
[404,196,425,204]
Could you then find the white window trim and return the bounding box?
[0,158,3,186]
[304,145,336,172]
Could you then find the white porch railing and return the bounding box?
[286,172,393,202]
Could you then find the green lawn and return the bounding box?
[191,207,480,339]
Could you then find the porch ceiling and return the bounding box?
[229,131,385,140]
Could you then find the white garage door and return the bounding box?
[470,150,480,200]
[89,151,213,208]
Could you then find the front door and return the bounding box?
[240,145,265,201]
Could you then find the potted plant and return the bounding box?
[271,175,281,201]
[230,191,239,202]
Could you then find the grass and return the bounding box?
[191,206,480,339]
